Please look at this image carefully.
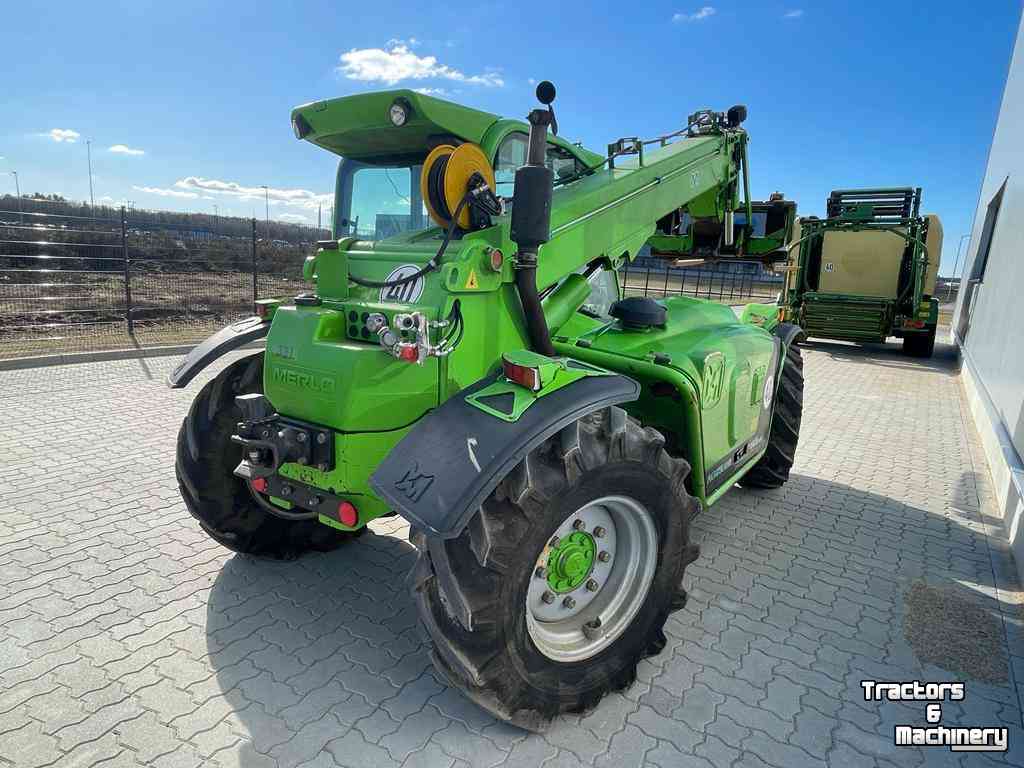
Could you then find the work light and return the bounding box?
[389,100,410,127]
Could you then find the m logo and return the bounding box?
[380,264,426,304]
[702,352,725,408]
[395,462,435,502]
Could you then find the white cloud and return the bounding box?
[133,185,199,199]
[47,128,81,143]
[527,78,537,85]
[278,213,309,222]
[109,144,145,156]
[386,37,420,48]
[413,87,450,97]
[173,177,332,210]
[338,43,504,87]
[673,6,716,22]
[783,9,803,18]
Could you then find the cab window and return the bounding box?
[493,133,584,195]
[494,134,527,196]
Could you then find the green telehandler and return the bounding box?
[779,187,943,357]
[169,83,805,730]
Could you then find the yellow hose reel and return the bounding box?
[420,142,498,230]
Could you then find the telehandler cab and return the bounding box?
[169,83,805,729]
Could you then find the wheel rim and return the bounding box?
[526,495,658,663]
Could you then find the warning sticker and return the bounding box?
[465,270,479,289]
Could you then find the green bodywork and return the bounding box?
[259,90,793,531]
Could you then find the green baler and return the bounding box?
[168,84,805,729]
[781,187,943,357]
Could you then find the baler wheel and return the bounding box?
[410,407,699,731]
[175,353,359,559]
[738,341,804,489]
[902,324,936,359]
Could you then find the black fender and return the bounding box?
[166,316,269,388]
[369,371,640,538]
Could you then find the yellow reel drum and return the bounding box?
[420,143,496,230]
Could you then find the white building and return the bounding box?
[953,17,1024,578]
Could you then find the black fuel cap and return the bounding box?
[610,296,667,329]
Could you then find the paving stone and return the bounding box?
[4,345,1024,768]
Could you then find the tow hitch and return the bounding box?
[230,393,335,478]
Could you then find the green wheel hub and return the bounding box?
[546,531,595,592]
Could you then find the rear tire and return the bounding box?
[738,341,804,489]
[175,353,357,559]
[411,407,699,731]
[902,324,936,358]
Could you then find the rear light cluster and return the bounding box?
[249,477,359,527]
[337,501,358,527]
[503,358,542,391]
[903,319,926,329]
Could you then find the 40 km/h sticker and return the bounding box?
[379,264,425,304]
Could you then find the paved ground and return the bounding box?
[2,336,1023,768]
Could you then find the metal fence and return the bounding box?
[0,202,326,360]
[620,257,783,304]
[1,199,786,361]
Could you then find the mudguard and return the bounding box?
[166,316,269,388]
[369,372,640,538]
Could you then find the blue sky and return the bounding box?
[3,1,1020,273]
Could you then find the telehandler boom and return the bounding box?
[169,83,805,729]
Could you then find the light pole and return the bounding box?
[260,185,270,235]
[213,203,219,233]
[10,170,21,223]
[86,140,95,208]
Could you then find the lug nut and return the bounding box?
[297,432,308,443]
[586,579,599,592]
[541,591,555,604]
[549,536,560,548]
[594,526,607,539]
[316,432,328,444]
[280,484,292,497]
[297,457,307,465]
[261,429,270,438]
[598,551,611,562]
[535,567,547,580]
[310,496,322,506]
[562,596,576,609]
[573,519,585,531]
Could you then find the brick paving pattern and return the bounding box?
[2,338,1023,767]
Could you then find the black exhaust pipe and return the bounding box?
[511,82,557,357]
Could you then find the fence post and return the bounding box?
[122,206,134,335]
[251,218,258,312]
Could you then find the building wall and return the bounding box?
[953,13,1024,579]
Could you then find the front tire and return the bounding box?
[738,340,804,489]
[175,353,356,558]
[411,407,699,731]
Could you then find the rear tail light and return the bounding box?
[337,501,359,527]
[503,357,542,391]
[251,477,267,493]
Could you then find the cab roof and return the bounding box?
[290,89,601,166]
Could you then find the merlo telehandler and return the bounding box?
[168,83,805,730]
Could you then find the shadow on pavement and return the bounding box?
[200,471,1023,762]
